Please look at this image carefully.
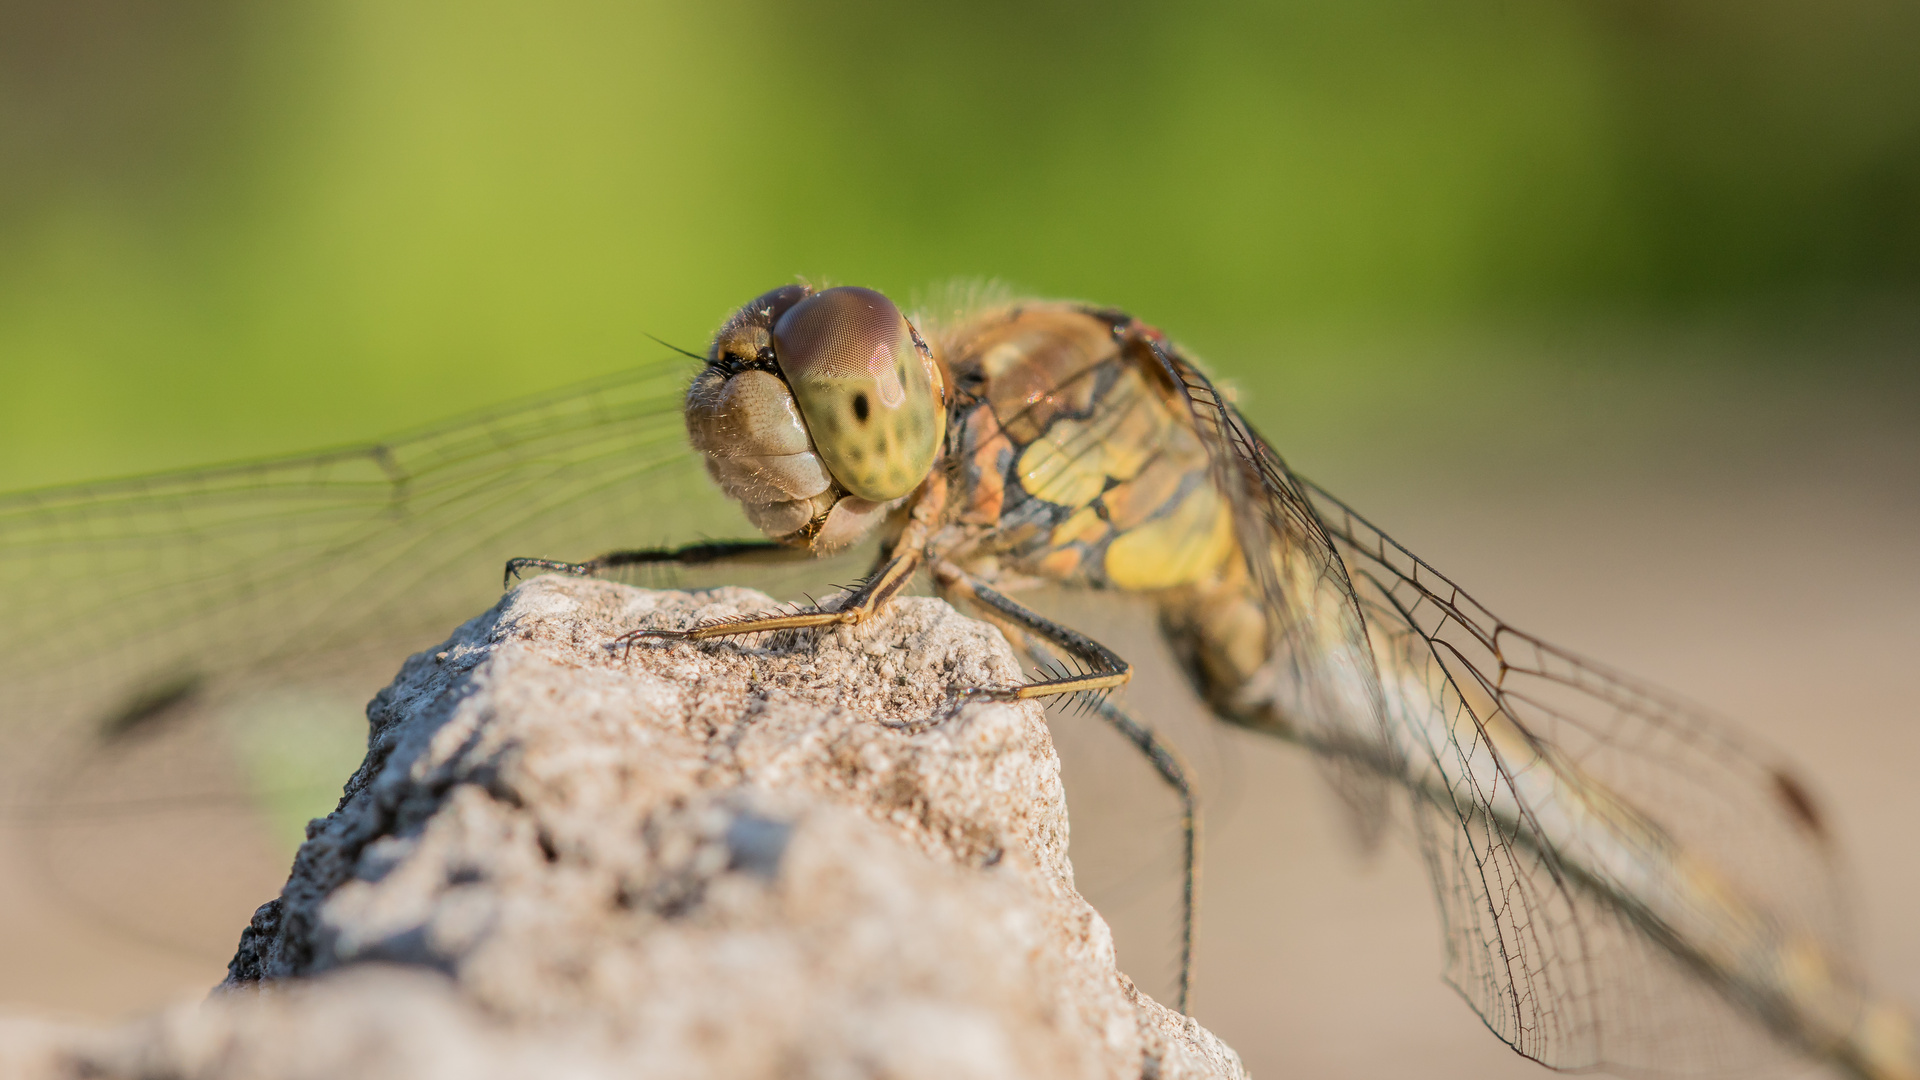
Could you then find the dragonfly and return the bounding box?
[0,283,1913,1079]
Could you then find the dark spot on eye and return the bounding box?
[853,394,870,422]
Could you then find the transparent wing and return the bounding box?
[1303,481,1899,1076]
[1133,333,1393,804]
[1146,338,1908,1077]
[0,361,889,957]
[0,362,778,811]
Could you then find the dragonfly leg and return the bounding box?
[613,472,951,647]
[612,547,924,647]
[934,573,1133,703]
[502,540,799,588]
[933,569,1198,1013]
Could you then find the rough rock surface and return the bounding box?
[7,576,1246,1080]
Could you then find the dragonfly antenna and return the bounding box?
[645,333,707,363]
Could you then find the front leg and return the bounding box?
[613,546,922,646]
[503,540,800,588]
[614,473,950,648]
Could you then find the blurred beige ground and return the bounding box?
[1,345,1915,1079]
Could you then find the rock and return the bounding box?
[9,576,1246,1080]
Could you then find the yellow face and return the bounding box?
[684,285,947,550]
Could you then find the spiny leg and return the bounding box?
[613,547,923,647]
[936,569,1197,1013]
[938,575,1132,704]
[503,540,801,588]
[604,473,950,646]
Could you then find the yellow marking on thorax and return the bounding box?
[1015,366,1168,508]
[1105,481,1238,590]
[1101,449,1190,532]
[1051,504,1109,547]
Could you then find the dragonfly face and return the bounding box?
[688,285,946,552]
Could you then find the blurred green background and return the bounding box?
[2,0,1916,494]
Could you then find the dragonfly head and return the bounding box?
[686,284,948,552]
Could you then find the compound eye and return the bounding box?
[711,283,813,366]
[736,284,810,343]
[772,286,946,503]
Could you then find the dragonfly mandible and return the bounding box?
[0,283,1913,1079]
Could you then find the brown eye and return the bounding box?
[740,284,810,338]
[772,287,946,503]
[709,283,812,367]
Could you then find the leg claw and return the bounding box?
[879,685,1020,732]
[609,627,693,655]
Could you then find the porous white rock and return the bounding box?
[6,576,1245,1080]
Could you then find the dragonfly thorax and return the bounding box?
[685,285,947,553]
